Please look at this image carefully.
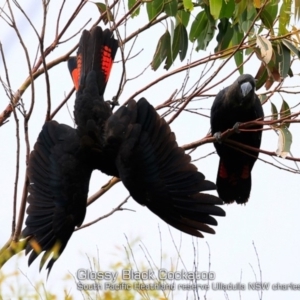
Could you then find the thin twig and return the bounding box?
[75,196,131,231]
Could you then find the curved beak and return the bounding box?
[240,82,253,97]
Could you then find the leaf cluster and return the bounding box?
[124,0,300,87]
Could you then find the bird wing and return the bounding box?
[105,98,225,237]
[22,121,92,273]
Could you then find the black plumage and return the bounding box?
[210,74,264,204]
[105,98,225,237]
[22,27,119,272]
[22,26,225,273]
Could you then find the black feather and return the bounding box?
[22,27,225,275]
[105,98,225,238]
[211,74,264,204]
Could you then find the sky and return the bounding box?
[0,1,300,299]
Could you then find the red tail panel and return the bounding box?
[67,27,118,95]
[100,45,114,84]
[219,161,228,179]
[71,68,80,91]
[241,164,250,179]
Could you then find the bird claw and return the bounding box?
[233,122,241,133]
[214,132,222,143]
[106,96,119,110]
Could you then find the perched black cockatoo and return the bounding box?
[20,26,225,274]
[210,74,264,204]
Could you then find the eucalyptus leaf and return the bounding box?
[276,127,292,158]
[151,30,171,70]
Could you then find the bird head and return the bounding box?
[236,74,256,107]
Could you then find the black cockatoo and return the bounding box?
[210,74,264,204]
[20,27,225,273]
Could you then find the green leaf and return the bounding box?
[151,30,171,70]
[196,23,213,51]
[240,4,256,36]
[258,94,267,104]
[196,6,216,51]
[276,127,292,158]
[265,0,278,24]
[246,4,256,20]
[279,0,291,36]
[282,39,300,59]
[128,0,140,17]
[210,0,222,20]
[255,62,268,90]
[147,0,164,21]
[214,18,234,53]
[170,17,175,47]
[189,11,208,42]
[245,45,254,56]
[176,23,188,61]
[210,0,234,20]
[95,2,114,24]
[270,102,278,123]
[176,9,190,27]
[232,25,244,74]
[233,0,247,25]
[260,9,274,34]
[183,0,194,11]
[164,0,178,16]
[241,20,251,33]
[219,0,235,19]
[270,102,279,129]
[168,18,175,68]
[280,99,291,128]
[165,23,188,69]
[278,42,291,79]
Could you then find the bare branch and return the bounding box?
[0,44,77,126]
[76,196,131,231]
[87,177,121,206]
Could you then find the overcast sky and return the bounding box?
[1,1,300,299]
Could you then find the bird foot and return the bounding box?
[214,132,222,143]
[233,122,241,133]
[106,96,119,110]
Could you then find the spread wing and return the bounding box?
[106,98,225,237]
[22,121,93,273]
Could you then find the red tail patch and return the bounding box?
[70,53,82,91]
[219,161,228,178]
[241,164,250,179]
[100,45,114,83]
[76,53,82,90]
[71,68,79,91]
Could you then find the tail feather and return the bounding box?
[68,27,118,95]
[217,160,251,204]
[68,57,79,90]
[70,27,118,143]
